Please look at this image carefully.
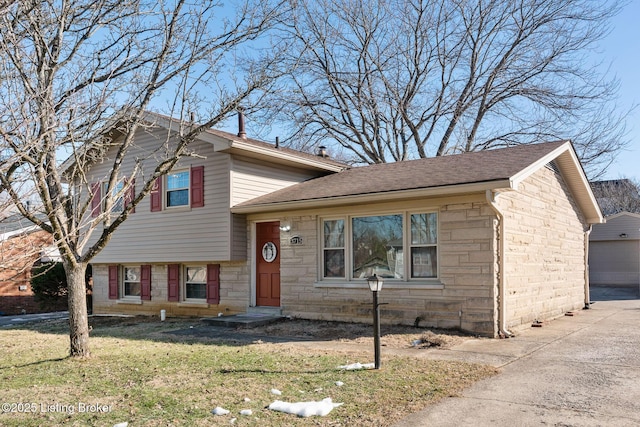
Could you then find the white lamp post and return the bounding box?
[367,274,384,369]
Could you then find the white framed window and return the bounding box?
[184,265,206,301]
[102,181,124,213]
[323,219,345,278]
[166,170,190,207]
[122,266,141,298]
[410,213,438,278]
[321,211,438,281]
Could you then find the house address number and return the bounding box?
[289,235,303,245]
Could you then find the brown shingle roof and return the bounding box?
[234,141,568,209]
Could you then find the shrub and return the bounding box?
[31,262,68,310]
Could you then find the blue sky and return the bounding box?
[224,2,639,182]
[595,1,640,182]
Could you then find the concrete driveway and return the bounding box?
[0,311,68,327]
[393,286,640,426]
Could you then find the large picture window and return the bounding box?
[352,215,403,279]
[322,212,438,281]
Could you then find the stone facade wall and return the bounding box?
[91,261,251,318]
[275,198,500,336]
[499,166,587,331]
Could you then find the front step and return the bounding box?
[247,306,283,316]
[202,309,283,329]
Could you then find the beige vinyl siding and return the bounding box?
[86,129,235,263]
[230,156,321,206]
[589,241,640,285]
[230,213,248,261]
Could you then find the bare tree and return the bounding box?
[260,0,629,176]
[591,178,640,216]
[0,0,283,357]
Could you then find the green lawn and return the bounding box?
[0,318,496,426]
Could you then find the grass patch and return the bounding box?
[0,318,496,426]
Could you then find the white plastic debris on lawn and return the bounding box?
[337,362,375,370]
[268,398,343,417]
[271,388,282,395]
[211,407,230,415]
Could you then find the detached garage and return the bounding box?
[589,212,640,286]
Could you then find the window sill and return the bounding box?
[314,280,444,290]
[163,205,191,213]
[117,299,143,305]
[177,302,209,308]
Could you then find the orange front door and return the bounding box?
[256,221,281,307]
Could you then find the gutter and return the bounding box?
[486,189,514,338]
[232,179,513,214]
[584,225,593,308]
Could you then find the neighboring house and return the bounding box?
[0,214,63,315]
[589,212,640,286]
[86,116,602,337]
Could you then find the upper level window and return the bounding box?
[166,170,190,207]
[322,212,438,281]
[102,181,124,213]
[150,166,204,212]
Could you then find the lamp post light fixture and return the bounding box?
[367,274,384,369]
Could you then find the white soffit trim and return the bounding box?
[223,140,345,172]
[509,140,572,190]
[510,140,603,224]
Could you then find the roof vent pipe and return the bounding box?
[237,109,247,139]
[317,145,328,158]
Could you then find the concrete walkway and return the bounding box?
[393,286,640,426]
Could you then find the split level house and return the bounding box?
[80,115,603,337]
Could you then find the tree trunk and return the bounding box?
[65,262,90,358]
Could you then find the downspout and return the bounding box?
[584,225,593,309]
[486,190,514,338]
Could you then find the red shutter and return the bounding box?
[91,182,101,218]
[167,264,180,302]
[150,177,162,212]
[125,178,136,214]
[191,166,204,208]
[108,265,118,299]
[140,264,151,301]
[206,264,220,304]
